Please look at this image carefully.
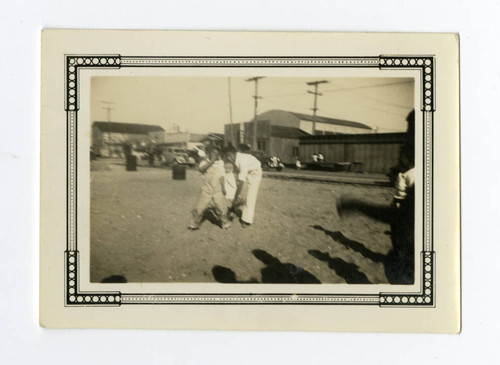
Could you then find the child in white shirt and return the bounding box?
[188,146,230,230]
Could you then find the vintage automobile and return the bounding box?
[162,147,197,167]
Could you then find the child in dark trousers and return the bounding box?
[188,146,230,230]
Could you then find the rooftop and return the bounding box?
[93,121,165,134]
[287,111,372,130]
[254,110,372,130]
[271,125,311,139]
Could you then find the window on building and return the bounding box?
[257,140,267,152]
[292,147,299,156]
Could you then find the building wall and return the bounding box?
[148,130,165,143]
[299,133,406,173]
[163,132,190,145]
[299,120,371,135]
[163,132,206,149]
[243,120,272,147]
[92,127,103,149]
[269,137,301,164]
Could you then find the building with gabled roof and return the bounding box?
[92,121,165,157]
[224,109,373,164]
[252,109,372,135]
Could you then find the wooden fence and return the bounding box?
[299,133,407,173]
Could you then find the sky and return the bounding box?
[91,76,414,134]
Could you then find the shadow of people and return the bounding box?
[311,225,386,263]
[308,250,371,284]
[252,249,321,284]
[100,275,128,283]
[330,191,415,284]
[336,198,394,224]
[212,265,258,283]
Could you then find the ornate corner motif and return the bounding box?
[379,56,435,112]
[65,55,121,112]
[379,251,435,307]
[65,250,121,306]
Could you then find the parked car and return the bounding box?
[162,147,197,167]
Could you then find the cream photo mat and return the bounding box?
[40,30,460,332]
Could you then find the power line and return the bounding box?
[322,80,413,94]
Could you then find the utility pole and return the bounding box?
[227,77,234,146]
[101,101,116,122]
[307,80,328,135]
[246,77,264,150]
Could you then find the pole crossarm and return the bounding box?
[306,80,329,135]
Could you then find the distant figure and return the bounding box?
[312,153,318,163]
[318,152,324,164]
[295,158,302,170]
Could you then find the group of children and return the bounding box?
[188,144,262,230]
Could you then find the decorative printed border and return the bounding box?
[64,55,435,307]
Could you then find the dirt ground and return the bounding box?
[90,158,395,284]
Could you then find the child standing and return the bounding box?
[188,146,230,230]
[223,162,237,202]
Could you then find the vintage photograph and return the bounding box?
[40,31,460,331]
[89,76,416,285]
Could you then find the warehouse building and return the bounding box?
[299,133,407,173]
[224,109,372,164]
[162,132,208,149]
[92,121,165,157]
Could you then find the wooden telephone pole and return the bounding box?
[227,77,235,146]
[246,77,264,150]
[307,80,328,135]
[101,101,116,122]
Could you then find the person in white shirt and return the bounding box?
[223,162,237,201]
[393,167,415,206]
[318,152,324,164]
[222,145,262,227]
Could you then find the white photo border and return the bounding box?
[64,55,435,307]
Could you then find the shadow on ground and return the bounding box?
[311,225,385,263]
[308,250,371,284]
[212,249,321,284]
[311,224,413,284]
[100,275,128,283]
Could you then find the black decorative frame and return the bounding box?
[65,55,435,307]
